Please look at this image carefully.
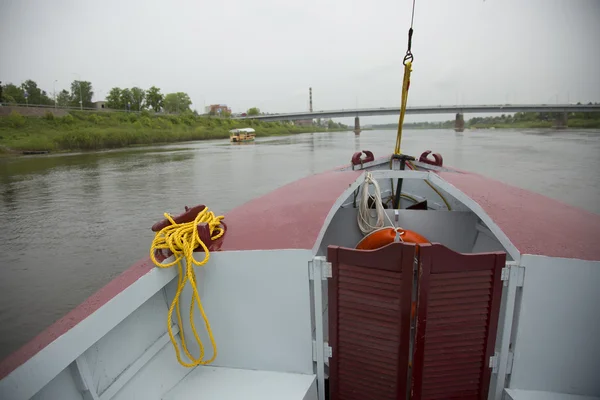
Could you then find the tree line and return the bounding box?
[0,79,194,113]
[1,79,94,108]
[105,87,192,113]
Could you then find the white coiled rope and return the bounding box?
[357,172,386,235]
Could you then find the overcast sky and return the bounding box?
[1,0,599,123]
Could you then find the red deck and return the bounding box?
[220,169,362,251]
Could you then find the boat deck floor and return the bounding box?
[163,366,316,400]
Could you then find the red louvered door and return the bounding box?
[410,244,505,400]
[327,242,504,400]
[327,243,416,400]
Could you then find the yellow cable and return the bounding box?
[425,180,452,211]
[150,207,225,368]
[401,194,420,204]
[407,161,452,210]
[394,61,413,155]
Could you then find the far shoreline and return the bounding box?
[0,129,353,158]
[0,110,350,157]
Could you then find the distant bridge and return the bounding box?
[233,104,600,122]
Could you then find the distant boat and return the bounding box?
[229,128,255,143]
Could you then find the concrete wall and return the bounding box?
[92,101,106,110]
[0,106,68,117]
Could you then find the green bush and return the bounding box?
[59,114,75,125]
[7,111,26,128]
[187,114,198,124]
[69,111,87,120]
[88,114,101,124]
[16,135,56,151]
[116,113,130,122]
[181,114,196,126]
[140,116,153,128]
[568,119,600,128]
[154,117,173,129]
[156,117,173,129]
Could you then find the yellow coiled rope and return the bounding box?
[150,207,225,368]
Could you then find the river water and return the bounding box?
[1,128,599,360]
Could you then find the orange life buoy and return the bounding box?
[356,227,429,250]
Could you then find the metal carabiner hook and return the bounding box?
[403,27,414,66]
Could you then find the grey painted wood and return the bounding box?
[85,292,169,395]
[74,357,99,400]
[163,366,317,400]
[318,208,480,255]
[473,229,510,257]
[110,343,190,400]
[428,173,520,262]
[489,264,524,400]
[98,325,179,400]
[0,266,178,400]
[311,257,327,400]
[510,256,600,396]
[164,249,314,375]
[384,209,479,252]
[302,379,318,400]
[505,388,600,400]
[31,368,83,400]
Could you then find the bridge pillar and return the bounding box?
[454,113,465,132]
[554,112,568,129]
[354,116,361,135]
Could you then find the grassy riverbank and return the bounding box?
[0,111,342,154]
